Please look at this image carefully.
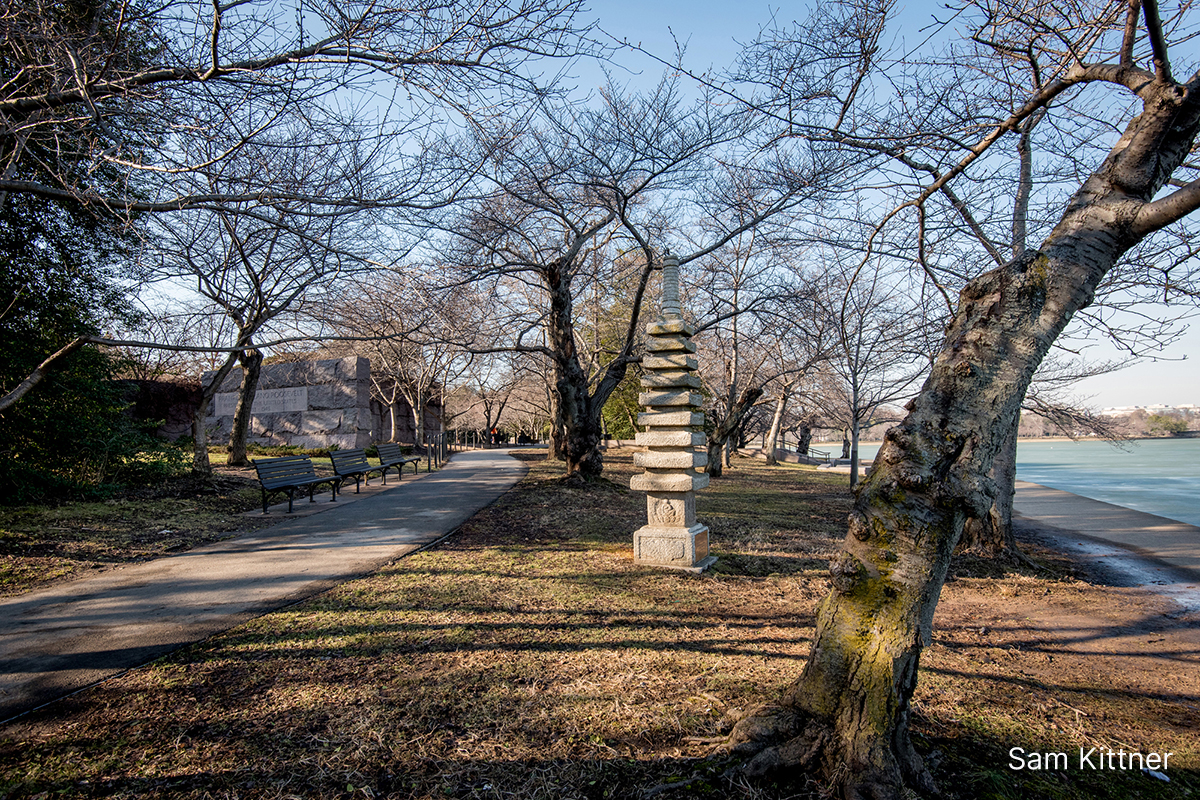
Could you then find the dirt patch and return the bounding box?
[0,450,1196,799]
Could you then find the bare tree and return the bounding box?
[464,355,526,443]
[321,270,476,446]
[689,229,812,476]
[0,0,597,215]
[438,73,824,480]
[760,329,834,465]
[145,139,380,471]
[718,2,1200,797]
[0,0,596,415]
[812,257,933,486]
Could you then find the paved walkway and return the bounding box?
[0,450,527,723]
[1013,480,1200,576]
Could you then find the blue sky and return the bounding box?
[583,0,1199,408]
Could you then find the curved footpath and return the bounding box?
[0,450,527,724]
[1014,480,1200,574]
[1013,480,1200,609]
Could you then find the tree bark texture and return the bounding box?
[705,385,764,477]
[227,348,263,467]
[959,415,1020,556]
[726,78,1200,799]
[546,260,618,479]
[191,353,240,476]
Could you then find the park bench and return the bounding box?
[376,442,421,482]
[252,455,340,513]
[329,447,385,493]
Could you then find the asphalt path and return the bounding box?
[1013,480,1200,611]
[0,449,527,723]
[1013,480,1200,575]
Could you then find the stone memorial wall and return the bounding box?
[203,357,374,449]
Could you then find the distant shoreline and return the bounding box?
[848,435,1197,446]
[1015,435,1199,443]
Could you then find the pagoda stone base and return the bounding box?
[633,522,715,573]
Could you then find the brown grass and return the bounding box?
[0,449,1196,800]
[0,471,277,597]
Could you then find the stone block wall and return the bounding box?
[203,357,373,449]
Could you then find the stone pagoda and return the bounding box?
[630,252,715,572]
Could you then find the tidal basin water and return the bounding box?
[851,438,1199,527]
[1014,438,1199,527]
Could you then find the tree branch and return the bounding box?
[1134,177,1200,234]
[1141,0,1173,83]
[0,337,89,413]
[1121,0,1142,66]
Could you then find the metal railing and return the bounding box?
[422,432,455,471]
[418,430,545,470]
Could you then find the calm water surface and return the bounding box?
[1014,438,1199,527]
[852,438,1199,527]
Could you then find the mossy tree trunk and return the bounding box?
[727,63,1200,799]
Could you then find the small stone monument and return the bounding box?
[630,252,715,572]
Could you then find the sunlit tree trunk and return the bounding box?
[227,347,262,466]
[765,392,788,465]
[727,72,1200,798]
[412,394,427,447]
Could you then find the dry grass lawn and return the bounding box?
[0,448,1196,799]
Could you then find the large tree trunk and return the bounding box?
[191,353,240,476]
[725,78,1200,798]
[727,251,1088,798]
[705,385,764,478]
[227,348,263,467]
[765,392,789,466]
[553,365,603,479]
[959,415,1020,556]
[547,260,604,479]
[545,258,632,480]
